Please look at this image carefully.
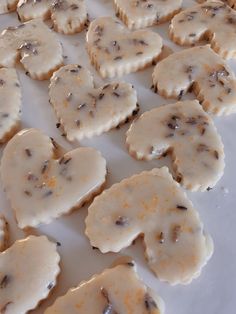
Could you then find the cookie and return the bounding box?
[86,17,163,78]
[45,263,165,314]
[17,0,87,35]
[152,45,236,115]
[0,128,107,229]
[0,216,9,252]
[169,1,236,59]
[49,64,139,141]
[114,0,182,29]
[0,68,21,143]
[126,100,224,191]
[0,235,60,314]
[86,167,213,285]
[0,0,18,14]
[198,0,236,10]
[0,19,63,80]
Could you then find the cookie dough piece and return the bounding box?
[126,100,224,191]
[0,19,63,80]
[152,45,236,116]
[114,0,182,29]
[0,235,60,314]
[49,64,138,141]
[0,128,107,229]
[86,17,163,78]
[0,68,21,143]
[170,1,236,59]
[17,0,87,35]
[0,0,18,14]
[45,263,165,314]
[86,167,213,285]
[0,216,9,252]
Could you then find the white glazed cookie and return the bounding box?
[0,0,18,14]
[170,1,236,59]
[0,19,63,80]
[45,263,165,314]
[0,68,21,143]
[152,45,236,115]
[0,235,60,314]
[114,0,182,29]
[17,0,87,35]
[0,128,107,229]
[85,167,213,285]
[49,64,139,141]
[86,17,163,78]
[126,100,224,191]
[0,216,8,252]
[198,0,236,10]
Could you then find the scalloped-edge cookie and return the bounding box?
[0,216,9,252]
[152,45,236,115]
[86,17,163,78]
[0,0,18,13]
[0,235,60,314]
[0,128,107,229]
[170,1,236,59]
[86,167,214,285]
[114,0,182,29]
[45,262,165,314]
[17,0,87,35]
[0,68,21,143]
[126,100,225,191]
[0,19,63,80]
[49,64,139,141]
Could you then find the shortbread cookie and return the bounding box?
[0,0,18,13]
[49,64,138,141]
[86,17,163,78]
[170,1,236,59]
[126,100,224,191]
[0,216,8,252]
[0,128,107,229]
[86,167,213,285]
[17,0,87,35]
[0,68,21,143]
[0,235,60,314]
[45,263,165,314]
[0,19,63,80]
[152,45,236,115]
[114,0,182,29]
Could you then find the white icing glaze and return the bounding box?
[85,167,213,285]
[45,263,165,314]
[115,0,182,29]
[126,100,225,191]
[17,0,87,34]
[86,17,163,78]
[0,216,8,252]
[0,0,17,14]
[0,235,60,314]
[152,45,236,115]
[49,64,138,141]
[170,1,236,59]
[0,128,107,228]
[0,68,21,143]
[0,19,63,80]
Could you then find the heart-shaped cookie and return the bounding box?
[17,0,87,35]
[0,0,17,13]
[0,216,8,252]
[45,263,165,314]
[170,1,236,59]
[86,167,213,285]
[86,17,163,78]
[152,45,236,115]
[0,68,21,143]
[114,0,182,29]
[0,128,107,229]
[49,64,139,141]
[0,235,60,314]
[0,19,63,80]
[126,100,225,191]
